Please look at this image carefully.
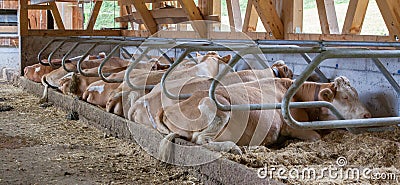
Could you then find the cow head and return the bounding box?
[271,60,293,79]
[318,76,371,120]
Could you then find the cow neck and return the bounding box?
[294,81,335,102]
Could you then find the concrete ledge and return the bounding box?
[17,77,278,184]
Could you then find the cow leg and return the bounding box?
[204,141,242,155]
[281,124,321,141]
[39,84,49,104]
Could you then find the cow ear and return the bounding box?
[196,52,202,57]
[319,88,334,102]
[220,55,231,63]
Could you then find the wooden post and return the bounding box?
[252,0,284,39]
[226,0,242,31]
[177,0,207,38]
[282,0,303,34]
[49,2,65,30]
[19,0,29,36]
[86,1,102,31]
[242,0,258,32]
[376,0,400,38]
[316,0,339,34]
[72,2,83,29]
[342,0,369,34]
[131,0,158,34]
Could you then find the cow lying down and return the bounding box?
[158,76,371,162]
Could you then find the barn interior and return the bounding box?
[0,0,400,184]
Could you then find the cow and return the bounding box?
[23,59,63,82]
[105,52,232,117]
[157,76,371,162]
[127,62,294,134]
[39,57,129,103]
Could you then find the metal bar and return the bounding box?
[47,40,66,68]
[124,47,156,90]
[281,49,400,130]
[161,49,192,100]
[300,53,329,82]
[62,42,81,73]
[37,39,64,66]
[156,48,174,64]
[99,44,123,83]
[120,47,132,59]
[372,58,400,94]
[77,43,100,77]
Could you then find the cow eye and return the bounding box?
[343,96,348,100]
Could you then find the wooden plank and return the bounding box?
[226,0,242,31]
[282,0,303,34]
[131,0,158,34]
[316,0,339,34]
[376,0,400,38]
[116,14,219,24]
[20,0,29,36]
[252,0,284,39]
[86,1,102,31]
[49,2,65,30]
[242,0,258,32]
[177,0,207,38]
[27,5,52,10]
[0,26,18,33]
[286,33,393,42]
[342,0,368,34]
[27,29,121,36]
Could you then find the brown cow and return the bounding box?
[23,59,63,82]
[157,76,371,161]
[39,57,128,103]
[105,52,232,117]
[128,64,293,134]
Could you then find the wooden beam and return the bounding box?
[282,0,303,34]
[286,33,393,42]
[131,0,158,34]
[177,0,207,38]
[116,14,219,24]
[376,0,400,38]
[19,0,29,36]
[226,0,242,31]
[27,5,52,10]
[342,0,368,34]
[316,0,339,34]
[86,1,102,31]
[27,29,121,36]
[252,0,284,39]
[242,1,258,32]
[49,2,65,30]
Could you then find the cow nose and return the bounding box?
[363,112,372,118]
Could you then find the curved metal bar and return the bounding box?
[282,49,400,130]
[300,53,329,82]
[77,43,100,77]
[47,40,67,68]
[99,44,124,83]
[124,47,156,90]
[38,39,64,66]
[62,42,81,72]
[161,49,192,100]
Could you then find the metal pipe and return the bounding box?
[371,58,400,94]
[282,49,400,130]
[62,42,81,72]
[77,43,100,77]
[47,40,67,68]
[161,49,192,100]
[124,47,156,90]
[38,39,64,66]
[300,53,329,82]
[99,44,124,83]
